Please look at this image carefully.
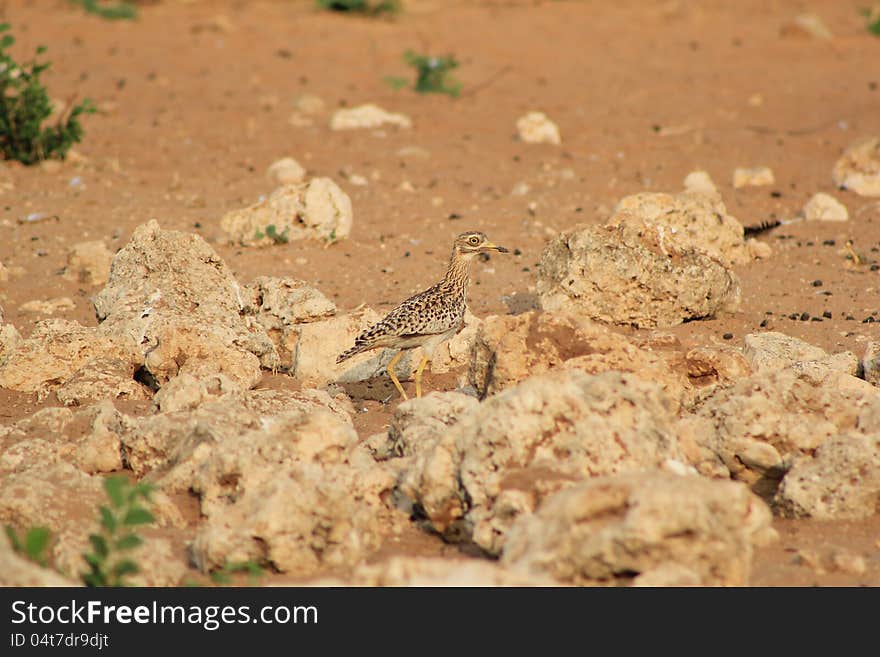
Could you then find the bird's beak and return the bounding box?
[481,242,509,253]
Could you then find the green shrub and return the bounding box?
[81,476,155,587]
[4,525,51,567]
[387,51,461,97]
[0,23,95,165]
[70,0,138,21]
[316,0,400,15]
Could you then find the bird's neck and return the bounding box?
[442,250,473,292]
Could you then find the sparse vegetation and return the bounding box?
[5,525,51,567]
[81,476,155,587]
[0,23,95,165]
[254,224,290,244]
[386,51,461,97]
[316,0,400,16]
[70,0,138,21]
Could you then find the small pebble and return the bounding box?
[823,239,836,246]
[759,319,769,328]
[811,280,823,287]
[722,333,733,340]
[822,311,832,319]
[513,248,522,256]
[810,317,822,322]
[789,313,799,320]
[800,312,810,321]
[871,264,880,271]
[864,317,876,323]
[846,315,855,321]
[448,213,461,220]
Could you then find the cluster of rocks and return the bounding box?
[2,129,879,585]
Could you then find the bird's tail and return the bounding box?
[336,343,367,364]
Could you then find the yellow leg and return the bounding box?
[386,351,408,400]
[414,355,429,398]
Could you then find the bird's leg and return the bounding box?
[386,351,408,400]
[415,355,430,398]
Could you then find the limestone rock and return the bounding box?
[862,341,880,387]
[319,556,556,586]
[802,192,848,222]
[189,438,398,575]
[537,223,741,329]
[398,370,685,554]
[742,331,858,388]
[683,170,718,196]
[383,392,479,459]
[775,433,880,519]
[468,311,690,408]
[832,137,880,197]
[502,472,774,586]
[123,388,354,482]
[330,103,411,130]
[733,166,775,188]
[0,319,142,397]
[266,157,306,185]
[220,179,352,246]
[94,220,279,388]
[0,464,183,580]
[63,240,114,285]
[610,187,753,265]
[694,368,864,499]
[0,402,128,475]
[516,111,561,145]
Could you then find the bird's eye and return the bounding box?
[468,236,480,245]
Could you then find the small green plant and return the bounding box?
[254,224,290,244]
[5,525,51,567]
[386,51,461,97]
[81,476,155,587]
[0,23,95,165]
[316,0,400,15]
[70,0,138,21]
[210,560,265,585]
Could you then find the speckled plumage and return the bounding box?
[337,231,508,398]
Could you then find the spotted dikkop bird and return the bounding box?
[336,231,509,399]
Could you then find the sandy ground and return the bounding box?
[0,0,879,585]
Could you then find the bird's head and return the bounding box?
[452,231,509,257]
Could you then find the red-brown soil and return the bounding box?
[1,0,879,586]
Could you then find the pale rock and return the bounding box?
[317,556,556,587]
[695,368,864,499]
[862,341,880,386]
[190,453,399,575]
[516,111,561,145]
[151,371,239,413]
[330,104,411,130]
[682,170,718,196]
[632,563,703,587]
[19,297,75,315]
[383,392,479,459]
[781,14,833,39]
[63,241,115,285]
[802,192,848,222]
[502,472,774,586]
[0,402,127,475]
[0,463,183,579]
[398,370,685,554]
[832,137,880,197]
[537,223,741,329]
[242,276,336,370]
[775,433,880,519]
[94,220,279,388]
[609,187,753,265]
[294,94,325,115]
[742,331,858,386]
[0,322,21,361]
[220,179,352,246]
[0,319,142,397]
[468,311,690,410]
[733,166,775,188]
[123,388,354,481]
[266,157,306,185]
